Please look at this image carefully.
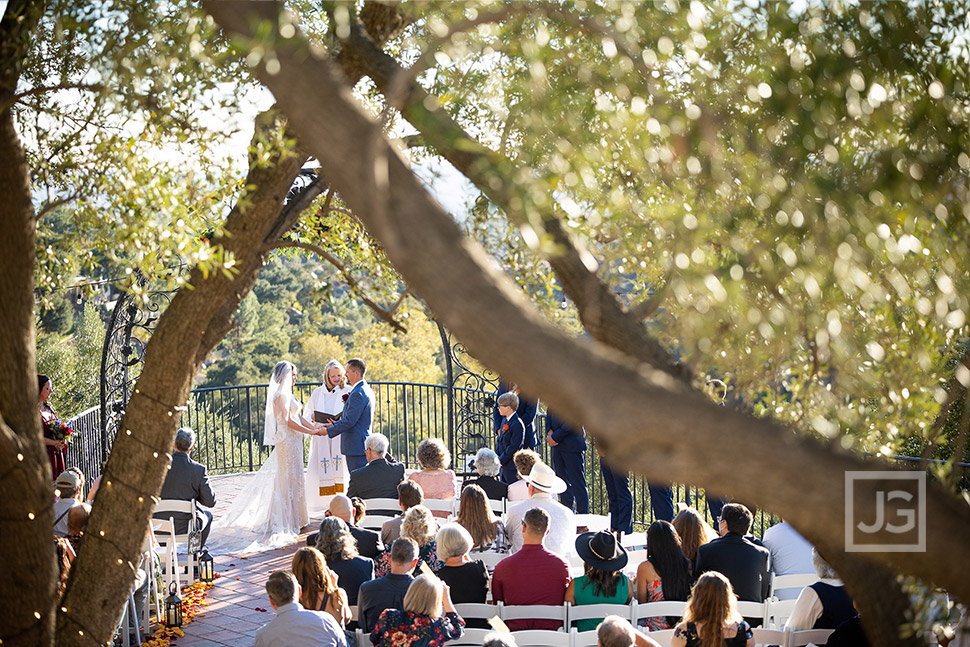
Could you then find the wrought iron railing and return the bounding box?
[66,382,970,534]
[64,404,105,496]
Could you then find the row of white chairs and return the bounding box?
[347,626,834,647]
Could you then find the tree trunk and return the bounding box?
[207,4,970,627]
[0,2,61,645]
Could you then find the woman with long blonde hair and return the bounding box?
[671,572,754,647]
[455,484,508,552]
[291,546,351,626]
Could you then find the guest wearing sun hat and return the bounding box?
[566,531,634,631]
[504,462,576,557]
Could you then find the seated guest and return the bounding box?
[157,427,217,545]
[492,508,570,631]
[784,549,854,631]
[762,519,815,601]
[54,537,73,599]
[375,505,443,577]
[504,462,575,557]
[315,517,374,606]
[66,502,91,552]
[507,449,541,501]
[357,538,418,633]
[597,615,664,647]
[671,572,755,647]
[823,613,870,647]
[347,433,405,501]
[482,633,518,647]
[370,574,465,647]
[672,505,719,570]
[407,438,458,516]
[53,469,85,538]
[291,547,352,627]
[255,571,348,647]
[636,520,692,630]
[462,447,508,501]
[456,484,508,552]
[308,494,384,559]
[382,480,424,545]
[695,504,770,606]
[435,523,489,617]
[567,531,633,631]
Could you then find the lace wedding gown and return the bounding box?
[211,394,309,553]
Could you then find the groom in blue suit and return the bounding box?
[324,357,374,472]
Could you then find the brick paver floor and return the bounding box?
[170,472,325,647]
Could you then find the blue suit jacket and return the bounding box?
[493,382,540,450]
[545,412,587,453]
[326,379,374,457]
[495,412,525,468]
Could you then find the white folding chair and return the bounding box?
[349,605,359,622]
[764,597,798,628]
[621,532,648,549]
[152,499,199,584]
[359,515,396,531]
[769,573,817,600]
[116,591,142,646]
[446,628,495,646]
[789,628,835,646]
[632,601,687,627]
[501,604,568,630]
[355,628,368,647]
[150,518,181,593]
[574,514,610,532]
[488,498,506,515]
[424,498,457,517]
[360,497,402,513]
[473,551,508,572]
[753,627,789,646]
[510,630,571,646]
[736,600,768,626]
[454,603,501,625]
[568,602,636,627]
[570,628,601,647]
[645,629,676,647]
[625,549,648,574]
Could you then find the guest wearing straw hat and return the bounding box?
[504,462,575,557]
[567,531,634,631]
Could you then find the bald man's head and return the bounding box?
[328,494,353,523]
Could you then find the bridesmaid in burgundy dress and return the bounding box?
[38,375,66,480]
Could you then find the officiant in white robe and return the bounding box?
[302,359,353,514]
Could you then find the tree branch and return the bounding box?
[34,193,79,223]
[340,17,692,384]
[629,285,666,321]
[0,83,104,113]
[268,240,407,333]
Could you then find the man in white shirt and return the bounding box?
[53,469,84,538]
[255,571,347,647]
[505,462,576,557]
[762,519,814,600]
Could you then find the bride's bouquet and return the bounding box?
[49,419,76,445]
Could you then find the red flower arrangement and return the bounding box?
[342,394,349,402]
[502,424,509,432]
[49,419,76,445]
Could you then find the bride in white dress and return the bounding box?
[215,361,322,552]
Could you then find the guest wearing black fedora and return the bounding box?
[504,462,576,558]
[566,531,634,632]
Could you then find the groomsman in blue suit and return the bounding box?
[324,357,374,472]
[494,391,526,484]
[597,447,633,535]
[545,410,589,514]
[493,382,540,450]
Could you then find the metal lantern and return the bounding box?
[165,582,183,627]
[199,548,214,583]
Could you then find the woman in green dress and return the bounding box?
[565,530,634,631]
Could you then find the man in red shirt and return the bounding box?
[492,507,571,630]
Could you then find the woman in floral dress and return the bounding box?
[370,574,464,647]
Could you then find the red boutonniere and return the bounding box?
[502,424,509,432]
[342,394,349,402]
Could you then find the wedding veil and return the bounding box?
[263,361,294,446]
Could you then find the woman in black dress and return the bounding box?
[434,523,489,627]
[671,572,754,647]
